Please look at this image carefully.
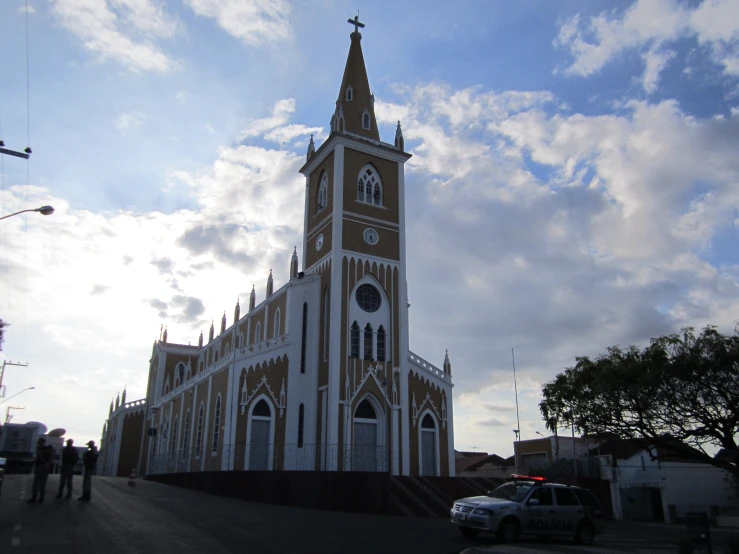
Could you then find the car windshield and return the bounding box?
[489,482,533,502]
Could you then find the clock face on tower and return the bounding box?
[363,228,379,245]
[316,234,324,251]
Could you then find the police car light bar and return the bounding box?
[510,474,547,481]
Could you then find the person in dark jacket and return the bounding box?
[55,439,79,499]
[78,440,98,502]
[26,437,54,503]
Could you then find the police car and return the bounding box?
[450,475,604,544]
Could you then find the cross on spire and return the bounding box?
[347,15,365,34]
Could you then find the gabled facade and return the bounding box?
[100,22,455,478]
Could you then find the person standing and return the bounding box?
[55,439,79,499]
[26,437,54,503]
[78,440,98,502]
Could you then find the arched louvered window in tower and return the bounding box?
[364,323,373,360]
[357,165,382,207]
[350,321,360,358]
[377,326,386,362]
[317,173,329,211]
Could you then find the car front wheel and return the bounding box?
[497,519,519,543]
[459,526,479,539]
[575,522,595,545]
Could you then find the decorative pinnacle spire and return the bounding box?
[394,120,404,151]
[307,134,315,161]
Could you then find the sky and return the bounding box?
[0,0,738,458]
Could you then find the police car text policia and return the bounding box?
[450,475,605,545]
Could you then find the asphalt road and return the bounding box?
[0,474,724,553]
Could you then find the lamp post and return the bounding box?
[0,205,54,221]
[5,405,25,424]
[0,386,35,406]
[0,361,29,392]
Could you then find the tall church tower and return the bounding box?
[300,18,412,473]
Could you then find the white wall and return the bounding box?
[606,451,737,523]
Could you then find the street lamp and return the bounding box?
[536,431,545,438]
[0,205,55,221]
[0,386,35,405]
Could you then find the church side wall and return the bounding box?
[116,410,145,477]
[407,371,450,476]
[206,368,229,467]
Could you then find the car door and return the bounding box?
[523,486,555,535]
[553,487,584,535]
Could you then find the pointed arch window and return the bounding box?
[357,165,382,207]
[323,287,330,361]
[377,326,386,362]
[255,322,261,343]
[273,308,281,338]
[196,403,204,457]
[171,416,179,456]
[362,111,371,130]
[346,87,353,102]
[364,323,373,360]
[212,395,222,453]
[300,302,308,373]
[317,173,329,212]
[420,413,439,476]
[298,403,305,448]
[350,321,360,358]
[182,410,190,460]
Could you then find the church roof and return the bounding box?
[337,29,379,141]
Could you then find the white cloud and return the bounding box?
[109,0,180,38]
[50,0,179,72]
[115,111,145,132]
[19,3,36,13]
[186,0,291,47]
[239,98,295,140]
[556,0,739,88]
[642,46,676,93]
[263,124,324,144]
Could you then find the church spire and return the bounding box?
[443,349,452,376]
[394,120,404,151]
[307,134,315,161]
[266,269,274,297]
[221,311,227,334]
[121,387,126,405]
[290,247,299,279]
[249,285,256,311]
[234,298,240,323]
[335,16,379,141]
[198,330,203,348]
[115,392,120,410]
[209,320,214,342]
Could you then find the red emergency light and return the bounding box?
[510,474,547,482]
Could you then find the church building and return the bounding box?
[100,20,456,479]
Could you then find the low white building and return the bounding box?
[596,439,737,523]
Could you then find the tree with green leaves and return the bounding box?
[540,325,739,479]
[0,318,7,351]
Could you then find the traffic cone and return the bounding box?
[127,469,137,487]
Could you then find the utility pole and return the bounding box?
[0,361,29,391]
[5,405,25,424]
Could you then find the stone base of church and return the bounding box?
[145,471,505,517]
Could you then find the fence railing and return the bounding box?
[146,443,389,475]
